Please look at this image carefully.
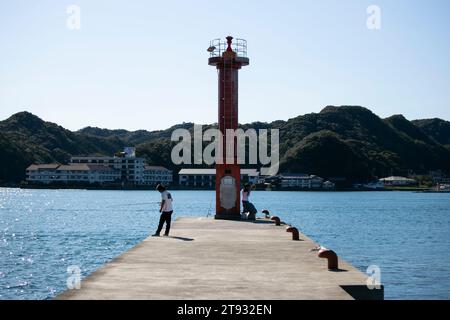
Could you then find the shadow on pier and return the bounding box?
[165,236,194,241]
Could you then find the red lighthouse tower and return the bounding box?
[208,36,249,220]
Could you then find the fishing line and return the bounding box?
[105,202,160,208]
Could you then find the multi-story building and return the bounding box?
[379,176,417,186]
[70,147,146,184]
[279,174,324,189]
[26,164,61,184]
[26,148,172,186]
[58,164,121,184]
[178,168,259,188]
[26,163,121,184]
[143,166,173,186]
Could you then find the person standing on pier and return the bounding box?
[242,183,257,220]
[153,184,174,237]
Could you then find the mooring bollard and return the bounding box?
[318,248,339,270]
[286,226,299,240]
[270,216,281,226]
[262,209,270,219]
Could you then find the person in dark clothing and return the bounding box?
[152,184,174,237]
[242,183,257,220]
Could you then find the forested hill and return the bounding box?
[1,106,449,184]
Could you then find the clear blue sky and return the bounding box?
[1,0,450,131]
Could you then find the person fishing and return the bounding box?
[242,183,257,220]
[152,184,174,237]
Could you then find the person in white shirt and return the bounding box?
[241,183,257,220]
[153,184,174,237]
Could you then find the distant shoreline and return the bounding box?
[0,183,436,192]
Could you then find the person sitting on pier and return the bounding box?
[242,183,257,220]
[152,184,174,237]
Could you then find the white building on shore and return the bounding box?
[70,147,146,184]
[25,164,61,184]
[279,174,327,189]
[379,176,416,186]
[26,163,121,184]
[179,168,259,188]
[143,166,173,186]
[26,148,172,186]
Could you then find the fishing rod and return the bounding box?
[206,196,213,217]
[106,202,161,208]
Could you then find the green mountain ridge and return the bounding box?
[412,118,450,146]
[1,107,449,184]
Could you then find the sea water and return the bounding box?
[0,188,449,299]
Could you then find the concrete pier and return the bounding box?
[57,217,383,300]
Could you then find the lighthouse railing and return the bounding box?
[209,38,247,58]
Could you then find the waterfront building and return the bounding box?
[70,147,145,184]
[279,174,324,189]
[26,148,172,186]
[322,180,336,189]
[57,164,120,184]
[26,163,120,184]
[379,176,417,186]
[25,164,61,184]
[143,166,173,186]
[178,168,259,188]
